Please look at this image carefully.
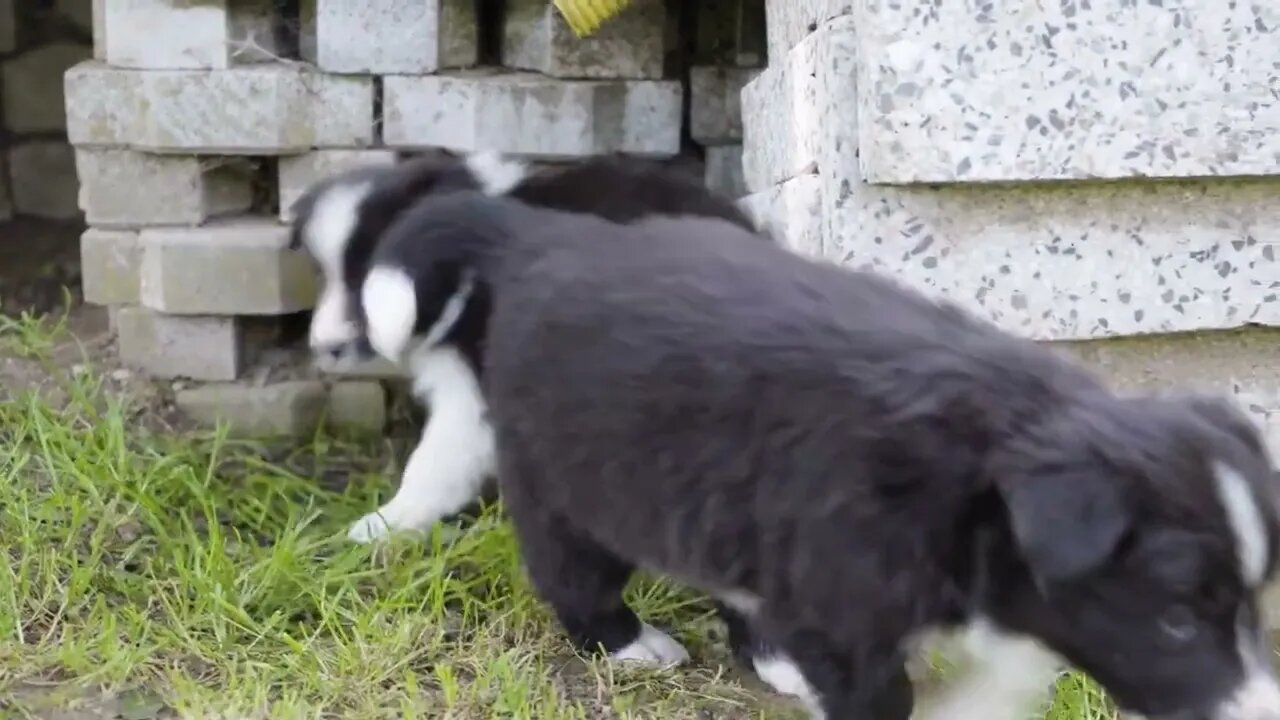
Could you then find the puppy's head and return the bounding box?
[287,151,527,370]
[987,393,1280,720]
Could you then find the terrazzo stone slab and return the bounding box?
[278,150,398,222]
[856,0,1280,184]
[822,178,1280,342]
[65,63,375,153]
[764,0,850,62]
[689,66,758,144]
[741,17,855,191]
[1058,327,1280,461]
[383,71,681,158]
[307,0,478,74]
[75,150,253,227]
[739,173,823,257]
[139,219,318,316]
[503,0,666,79]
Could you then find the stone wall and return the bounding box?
[0,1,92,225]
[68,0,763,436]
[740,1,1280,455]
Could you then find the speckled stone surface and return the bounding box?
[764,0,851,62]
[856,1,1280,184]
[1058,328,1280,459]
[822,178,1279,341]
[739,173,823,257]
[382,70,681,158]
[742,18,858,191]
[743,16,1278,340]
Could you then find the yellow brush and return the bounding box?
[552,0,635,37]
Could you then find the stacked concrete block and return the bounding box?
[742,0,1280,454]
[302,0,478,73]
[688,0,764,200]
[0,3,93,223]
[64,0,705,436]
[379,0,681,158]
[66,0,399,436]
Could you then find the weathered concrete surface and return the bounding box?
[75,150,253,227]
[115,307,242,381]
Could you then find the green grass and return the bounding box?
[0,313,1118,719]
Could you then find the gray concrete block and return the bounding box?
[703,144,747,199]
[75,150,253,227]
[65,63,375,153]
[310,0,478,74]
[5,43,93,133]
[81,228,142,306]
[326,381,388,433]
[278,150,398,222]
[0,0,14,53]
[139,219,319,316]
[103,0,231,69]
[503,0,666,79]
[175,380,328,437]
[689,66,758,144]
[115,307,242,381]
[384,70,681,157]
[9,141,81,220]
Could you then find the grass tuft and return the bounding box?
[0,313,1116,718]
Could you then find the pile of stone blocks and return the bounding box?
[688,0,765,199]
[0,1,93,224]
[69,0,761,436]
[740,0,1280,454]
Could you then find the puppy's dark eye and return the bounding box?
[1158,605,1198,643]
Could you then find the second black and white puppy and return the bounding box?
[288,151,765,544]
[288,151,788,686]
[362,190,1280,720]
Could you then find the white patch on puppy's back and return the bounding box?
[1213,462,1270,587]
[464,151,527,196]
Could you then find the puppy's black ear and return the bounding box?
[995,464,1131,587]
[1180,394,1265,454]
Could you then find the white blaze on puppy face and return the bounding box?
[302,181,373,353]
[1212,462,1271,588]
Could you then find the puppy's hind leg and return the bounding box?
[500,451,688,666]
[348,347,495,543]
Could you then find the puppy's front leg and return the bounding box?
[348,347,495,543]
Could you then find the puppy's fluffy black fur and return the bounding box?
[367,190,1280,720]
[288,152,781,676]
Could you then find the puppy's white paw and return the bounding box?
[752,653,815,699]
[347,511,395,543]
[610,623,690,666]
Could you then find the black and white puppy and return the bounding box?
[361,190,1280,720]
[288,151,788,683]
[288,150,765,544]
